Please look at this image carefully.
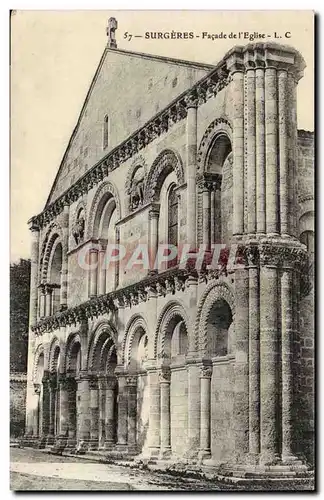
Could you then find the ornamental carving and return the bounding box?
[199,365,213,378]
[125,157,147,213]
[159,368,171,383]
[197,118,233,173]
[144,150,185,203]
[154,300,189,360]
[126,376,138,387]
[72,213,85,245]
[195,281,235,354]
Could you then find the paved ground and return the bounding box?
[10,447,232,491]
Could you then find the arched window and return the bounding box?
[167,184,178,268]
[300,230,315,256]
[103,115,109,150]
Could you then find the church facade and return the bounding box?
[24,21,314,479]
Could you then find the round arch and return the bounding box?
[197,117,233,173]
[48,337,60,373]
[154,300,189,359]
[123,314,149,367]
[86,180,121,239]
[87,320,117,372]
[33,344,45,383]
[144,149,185,203]
[64,332,82,373]
[40,224,64,283]
[195,281,235,353]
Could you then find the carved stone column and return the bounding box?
[246,62,256,235]
[98,376,106,448]
[126,376,138,450]
[98,239,107,295]
[186,360,200,459]
[247,246,260,459]
[265,66,279,236]
[60,203,69,309]
[200,180,211,249]
[105,376,117,447]
[233,263,249,457]
[255,66,266,235]
[185,90,198,250]
[89,248,98,298]
[149,206,159,273]
[76,371,91,447]
[146,366,160,457]
[45,285,53,317]
[278,69,289,237]
[259,247,280,464]
[199,364,212,460]
[40,372,50,446]
[116,371,128,448]
[210,186,216,245]
[58,374,69,439]
[89,377,99,449]
[66,377,77,447]
[28,218,40,326]
[39,284,46,319]
[281,252,297,462]
[33,384,41,437]
[47,375,56,445]
[159,367,171,459]
[226,54,244,236]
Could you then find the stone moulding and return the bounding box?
[31,267,188,336]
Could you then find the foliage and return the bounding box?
[10,258,31,372]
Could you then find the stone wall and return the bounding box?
[10,373,27,438]
[48,50,210,204]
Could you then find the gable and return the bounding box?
[46,48,212,205]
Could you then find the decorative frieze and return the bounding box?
[31,267,188,335]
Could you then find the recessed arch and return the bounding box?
[123,314,149,368]
[195,281,235,354]
[48,337,60,373]
[33,344,45,383]
[40,225,63,283]
[87,320,117,372]
[86,180,121,239]
[197,117,233,173]
[154,300,189,360]
[144,149,185,203]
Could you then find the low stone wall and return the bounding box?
[10,372,27,438]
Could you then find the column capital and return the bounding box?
[184,89,198,109]
[149,205,160,220]
[159,367,171,384]
[34,383,41,395]
[126,375,137,387]
[106,375,117,390]
[199,363,212,379]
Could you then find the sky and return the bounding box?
[10,10,314,263]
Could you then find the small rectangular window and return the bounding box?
[103,115,109,150]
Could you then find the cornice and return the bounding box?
[31,266,189,336]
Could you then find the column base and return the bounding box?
[46,434,55,446]
[75,439,91,454]
[88,438,99,451]
[159,447,171,460]
[198,449,211,463]
[51,435,68,453]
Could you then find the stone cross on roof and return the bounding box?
[107,17,118,49]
